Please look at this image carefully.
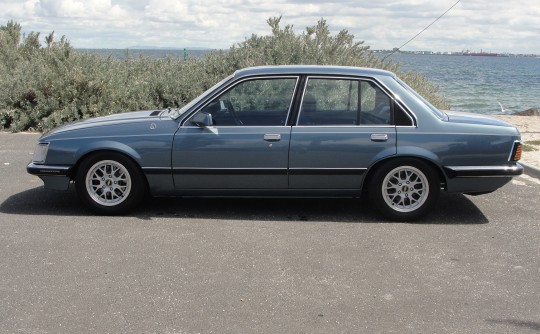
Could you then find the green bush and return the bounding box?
[0,17,448,132]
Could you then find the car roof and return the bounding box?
[233,65,396,79]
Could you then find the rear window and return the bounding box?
[395,77,446,120]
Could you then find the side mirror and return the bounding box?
[191,112,214,127]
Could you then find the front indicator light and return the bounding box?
[32,143,49,164]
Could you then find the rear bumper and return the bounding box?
[443,164,524,178]
[27,162,72,190]
[443,163,523,193]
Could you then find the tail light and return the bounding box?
[510,141,522,162]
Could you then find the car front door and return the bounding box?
[289,77,397,189]
[172,77,298,190]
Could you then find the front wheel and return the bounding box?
[75,152,147,215]
[369,159,440,221]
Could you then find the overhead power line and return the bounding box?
[383,0,462,60]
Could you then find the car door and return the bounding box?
[289,77,397,189]
[172,76,298,189]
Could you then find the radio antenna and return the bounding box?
[383,0,461,61]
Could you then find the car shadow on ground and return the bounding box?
[1,186,489,224]
[485,319,540,332]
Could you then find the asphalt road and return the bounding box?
[1,132,539,333]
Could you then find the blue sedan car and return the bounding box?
[27,66,523,221]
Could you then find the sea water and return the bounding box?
[81,49,539,115]
[390,54,540,114]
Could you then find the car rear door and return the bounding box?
[289,76,397,189]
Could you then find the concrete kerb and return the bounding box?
[521,162,540,180]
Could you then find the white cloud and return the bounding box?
[37,0,127,19]
[0,0,39,17]
[0,0,538,53]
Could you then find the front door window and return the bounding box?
[199,78,297,126]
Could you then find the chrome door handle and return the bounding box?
[264,134,281,141]
[371,133,388,142]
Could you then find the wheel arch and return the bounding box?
[362,155,447,193]
[70,147,147,189]
[74,141,142,162]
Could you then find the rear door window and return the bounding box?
[297,78,392,126]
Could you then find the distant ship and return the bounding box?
[462,50,498,57]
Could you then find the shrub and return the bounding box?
[0,18,448,132]
[205,17,448,111]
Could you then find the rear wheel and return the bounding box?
[369,159,440,221]
[75,152,147,215]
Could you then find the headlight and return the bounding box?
[32,143,49,164]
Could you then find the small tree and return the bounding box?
[205,17,447,109]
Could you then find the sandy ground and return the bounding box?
[492,115,540,168]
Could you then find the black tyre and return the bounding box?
[369,159,440,221]
[75,152,147,215]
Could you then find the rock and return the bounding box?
[512,108,539,116]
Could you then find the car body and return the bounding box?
[27,65,523,220]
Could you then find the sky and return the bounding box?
[1,0,539,54]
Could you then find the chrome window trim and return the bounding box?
[171,74,234,120]
[181,125,293,129]
[293,125,396,129]
[395,125,417,128]
[394,77,442,121]
[291,129,395,135]
[181,75,300,127]
[370,80,417,127]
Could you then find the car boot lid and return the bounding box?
[444,110,513,127]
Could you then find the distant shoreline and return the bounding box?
[372,50,539,58]
[77,48,540,59]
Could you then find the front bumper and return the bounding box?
[27,162,72,190]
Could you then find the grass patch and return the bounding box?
[523,144,538,152]
[523,140,540,152]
